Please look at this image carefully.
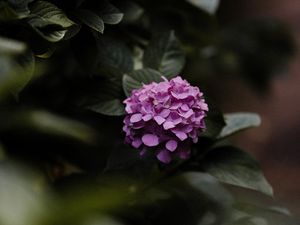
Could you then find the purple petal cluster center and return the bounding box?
[123,76,208,163]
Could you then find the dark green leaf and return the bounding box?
[218,113,261,139]
[95,35,134,75]
[201,103,225,138]
[27,1,75,42]
[76,9,104,33]
[201,146,273,196]
[180,172,233,205]
[86,99,125,116]
[186,0,220,15]
[163,172,233,225]
[122,68,162,97]
[143,30,185,78]
[77,78,125,116]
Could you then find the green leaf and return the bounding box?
[27,1,75,42]
[76,9,104,33]
[143,30,185,78]
[186,0,220,15]
[95,35,134,75]
[122,68,162,97]
[218,113,261,139]
[201,146,273,196]
[86,99,125,116]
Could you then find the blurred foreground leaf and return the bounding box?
[0,165,46,225]
[0,110,98,144]
[0,0,33,20]
[0,37,35,98]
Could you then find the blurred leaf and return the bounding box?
[218,19,295,92]
[27,1,76,42]
[76,9,104,33]
[122,68,162,97]
[41,178,137,225]
[143,30,185,78]
[0,0,33,20]
[0,165,46,225]
[11,50,35,97]
[0,38,35,98]
[230,217,267,225]
[0,143,5,160]
[84,217,124,225]
[186,0,220,15]
[86,99,125,116]
[218,113,261,139]
[0,36,26,54]
[116,0,144,24]
[99,1,123,25]
[1,110,98,144]
[201,146,273,196]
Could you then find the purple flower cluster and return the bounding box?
[123,76,208,163]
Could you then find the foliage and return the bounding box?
[0,0,297,225]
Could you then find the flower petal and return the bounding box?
[132,139,142,148]
[165,140,177,152]
[154,116,166,125]
[157,150,171,163]
[163,121,175,130]
[142,134,159,147]
[174,131,188,141]
[130,113,143,123]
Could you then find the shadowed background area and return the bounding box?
[218,0,300,217]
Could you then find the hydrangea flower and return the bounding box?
[123,76,208,163]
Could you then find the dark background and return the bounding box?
[218,0,300,217]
